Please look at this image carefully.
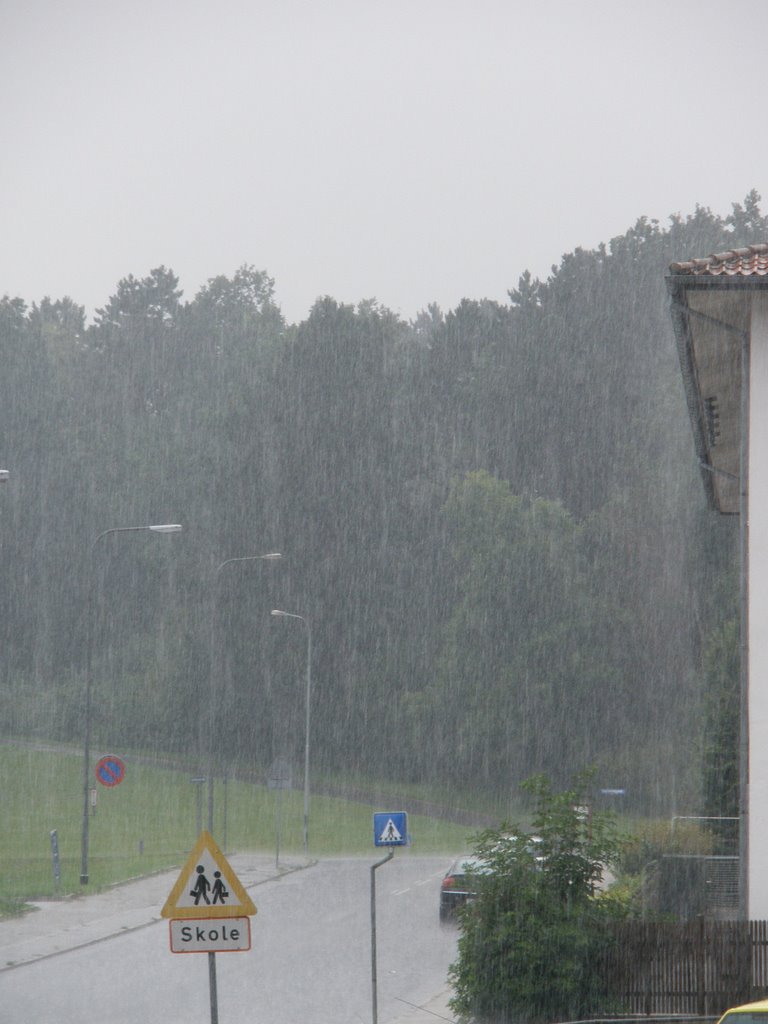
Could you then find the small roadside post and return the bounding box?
[50,829,61,894]
[370,811,409,1024]
[191,777,206,836]
[161,830,257,1024]
[268,757,292,869]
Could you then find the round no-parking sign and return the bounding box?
[95,754,126,787]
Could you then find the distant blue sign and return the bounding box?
[373,811,408,847]
[95,754,126,787]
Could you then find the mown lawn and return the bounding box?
[0,741,474,906]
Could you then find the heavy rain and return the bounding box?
[1,2,767,1022]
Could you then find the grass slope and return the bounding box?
[0,742,474,904]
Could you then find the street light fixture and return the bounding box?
[0,470,8,483]
[270,609,312,856]
[80,523,183,885]
[207,553,282,835]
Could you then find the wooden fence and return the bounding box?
[598,921,768,1018]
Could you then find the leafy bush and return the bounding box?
[449,771,636,1024]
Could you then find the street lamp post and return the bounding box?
[270,609,311,856]
[207,553,282,836]
[80,523,182,885]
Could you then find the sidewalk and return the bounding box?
[0,854,456,1023]
[387,990,455,1023]
[0,853,294,972]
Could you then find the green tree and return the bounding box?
[0,191,759,815]
[93,265,182,329]
[190,263,280,330]
[726,188,765,240]
[406,470,631,792]
[262,297,411,774]
[450,772,631,1024]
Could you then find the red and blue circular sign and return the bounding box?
[95,754,126,787]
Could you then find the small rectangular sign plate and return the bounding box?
[169,916,252,953]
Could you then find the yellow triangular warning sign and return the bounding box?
[161,830,257,919]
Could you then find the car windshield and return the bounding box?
[493,834,543,852]
[724,1016,768,1024]
[455,857,489,874]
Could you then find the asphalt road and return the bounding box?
[0,854,459,1024]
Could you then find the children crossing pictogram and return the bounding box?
[190,865,212,905]
[212,871,229,904]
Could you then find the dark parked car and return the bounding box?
[439,856,488,922]
[439,838,544,922]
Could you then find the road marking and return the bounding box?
[392,876,438,895]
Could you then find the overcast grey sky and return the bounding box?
[3,0,767,325]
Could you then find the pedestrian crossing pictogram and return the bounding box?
[161,830,257,920]
[380,818,402,843]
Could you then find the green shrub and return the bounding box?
[449,771,636,1024]
[619,818,713,876]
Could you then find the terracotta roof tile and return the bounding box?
[670,243,768,276]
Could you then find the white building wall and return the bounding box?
[749,292,768,918]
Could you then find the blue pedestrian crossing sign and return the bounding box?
[373,811,408,847]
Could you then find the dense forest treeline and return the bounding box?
[0,194,756,815]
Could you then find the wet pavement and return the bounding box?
[0,854,455,1023]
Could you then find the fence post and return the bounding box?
[697,918,706,1018]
